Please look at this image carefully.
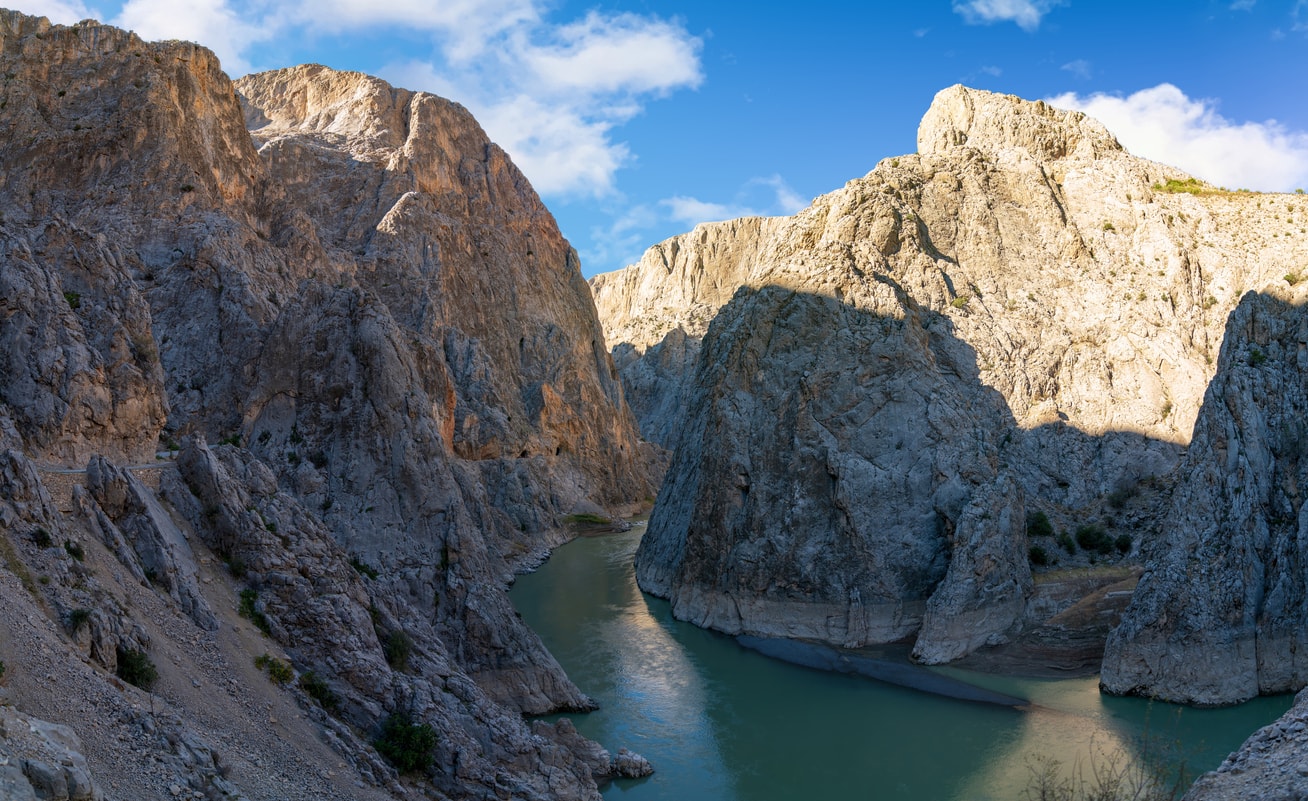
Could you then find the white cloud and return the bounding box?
[579,176,808,272]
[1060,59,1091,79]
[1047,84,1308,192]
[113,0,270,74]
[290,0,538,62]
[585,203,661,272]
[952,0,1064,32]
[979,65,1003,77]
[477,95,629,196]
[20,0,97,24]
[662,175,809,227]
[523,12,703,98]
[662,196,742,226]
[1229,0,1256,10]
[98,0,700,198]
[382,7,702,198]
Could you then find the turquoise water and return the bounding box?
[510,525,1292,800]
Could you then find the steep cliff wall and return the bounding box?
[0,10,653,801]
[596,85,1308,664]
[1102,291,1308,705]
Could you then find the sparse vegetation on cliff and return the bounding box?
[374,712,437,774]
[238,589,272,635]
[254,653,293,685]
[384,630,413,671]
[116,647,158,690]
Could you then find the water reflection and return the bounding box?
[510,528,1292,801]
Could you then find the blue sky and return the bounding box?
[18,0,1308,276]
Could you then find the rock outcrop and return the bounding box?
[0,705,105,801]
[0,10,653,801]
[1102,291,1308,705]
[595,85,1308,663]
[1184,686,1308,800]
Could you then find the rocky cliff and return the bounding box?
[0,10,653,801]
[1102,290,1308,705]
[595,85,1308,664]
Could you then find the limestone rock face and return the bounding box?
[598,85,1308,661]
[636,285,1019,650]
[234,65,648,512]
[85,455,218,631]
[0,706,105,801]
[591,216,784,450]
[1102,290,1308,705]
[0,10,653,801]
[912,473,1031,664]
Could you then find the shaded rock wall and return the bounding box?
[1102,291,1308,705]
[596,85,1308,663]
[0,10,655,801]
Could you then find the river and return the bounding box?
[509,524,1291,801]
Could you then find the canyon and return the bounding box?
[594,86,1308,797]
[2,7,1308,800]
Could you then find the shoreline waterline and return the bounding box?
[511,526,1293,800]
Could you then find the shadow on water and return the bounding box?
[735,635,1030,708]
[511,527,1294,801]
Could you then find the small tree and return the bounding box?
[117,647,158,690]
[1026,511,1054,539]
[385,631,413,671]
[374,712,437,774]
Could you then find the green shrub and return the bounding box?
[350,558,379,580]
[67,608,91,633]
[32,528,53,548]
[1028,545,1051,567]
[254,653,293,685]
[384,631,412,671]
[1026,511,1054,539]
[64,540,85,561]
[1107,484,1138,509]
[1115,534,1133,555]
[287,451,300,466]
[1250,349,1267,367]
[1102,221,1115,231]
[218,433,241,447]
[951,295,970,308]
[1057,531,1076,555]
[0,660,6,680]
[225,556,246,578]
[116,647,158,690]
[238,589,272,635]
[373,712,437,774]
[1152,177,1206,195]
[299,671,339,712]
[1075,524,1115,556]
[63,290,81,309]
